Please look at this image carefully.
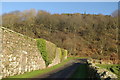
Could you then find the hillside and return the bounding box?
[2,9,119,62]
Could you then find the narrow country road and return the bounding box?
[31,59,88,80]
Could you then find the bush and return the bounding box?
[36,38,51,66]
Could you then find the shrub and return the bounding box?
[36,38,51,66]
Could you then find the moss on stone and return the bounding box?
[61,49,67,62]
[46,41,56,64]
[58,48,62,58]
[36,39,50,66]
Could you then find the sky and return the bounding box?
[1,0,120,2]
[2,2,118,15]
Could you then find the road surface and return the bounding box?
[31,59,88,80]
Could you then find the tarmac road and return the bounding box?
[31,59,88,80]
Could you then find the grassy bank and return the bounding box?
[2,57,86,79]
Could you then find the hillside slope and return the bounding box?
[2,10,119,62]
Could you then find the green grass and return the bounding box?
[96,64,120,79]
[2,57,86,79]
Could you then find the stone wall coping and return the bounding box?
[0,26,34,40]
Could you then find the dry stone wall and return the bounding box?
[1,27,46,78]
[46,41,67,67]
[0,27,68,79]
[0,27,2,79]
[46,40,57,64]
[48,48,61,67]
[87,59,118,79]
[61,49,67,62]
